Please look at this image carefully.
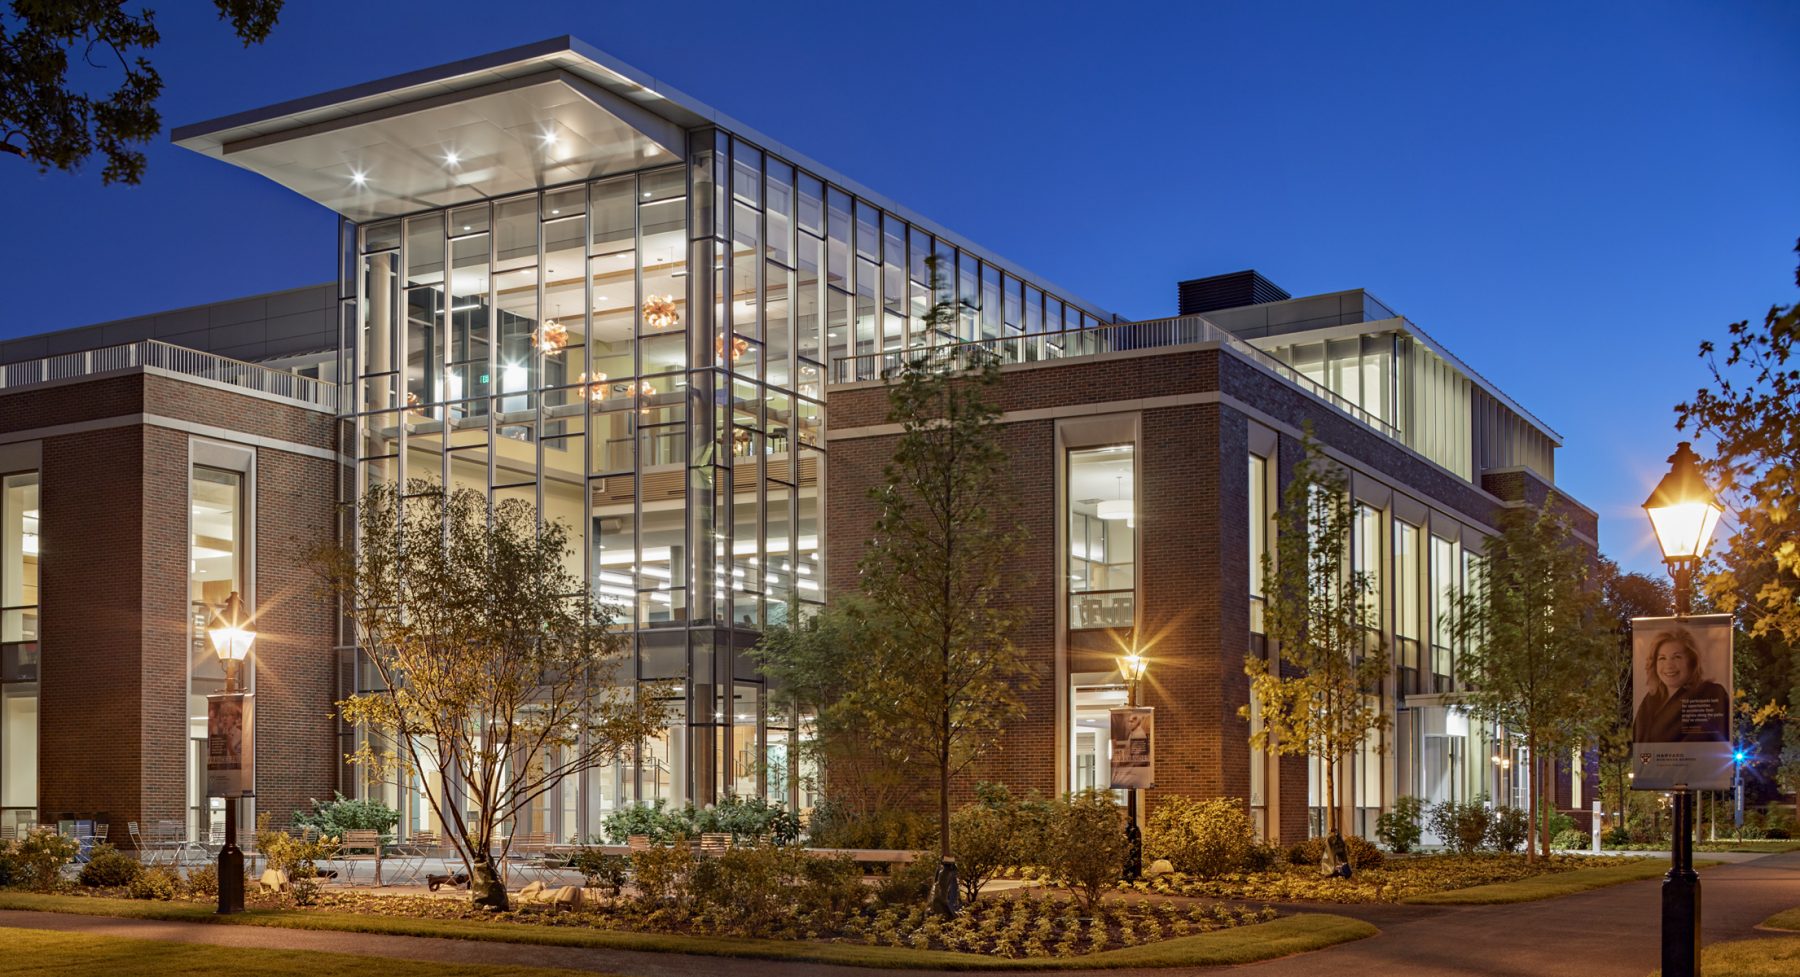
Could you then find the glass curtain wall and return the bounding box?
[0,473,38,834]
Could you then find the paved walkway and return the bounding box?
[3,852,1797,976]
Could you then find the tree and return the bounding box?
[750,597,915,821]
[1244,433,1388,847]
[1597,560,1671,832]
[313,480,662,911]
[1451,502,1612,861]
[856,260,1034,916]
[1,1,282,184]
[1678,239,1799,643]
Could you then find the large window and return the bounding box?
[1394,520,1422,688]
[1248,454,1268,634]
[1,473,38,834]
[1352,503,1382,629]
[1429,534,1459,687]
[189,463,247,843]
[1068,445,1135,629]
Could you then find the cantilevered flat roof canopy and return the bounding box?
[173,42,689,221]
[174,36,1118,319]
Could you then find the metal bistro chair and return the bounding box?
[505,832,554,886]
[339,829,384,885]
[386,831,440,887]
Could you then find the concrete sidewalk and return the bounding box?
[3,852,1797,976]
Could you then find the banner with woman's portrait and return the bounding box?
[1108,706,1154,789]
[1630,614,1732,791]
[206,691,255,797]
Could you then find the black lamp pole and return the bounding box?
[1123,666,1142,882]
[209,591,252,916]
[1661,556,1700,977]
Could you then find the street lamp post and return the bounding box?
[206,591,255,915]
[1118,650,1148,882]
[1643,441,1724,977]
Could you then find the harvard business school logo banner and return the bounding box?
[1630,614,1732,792]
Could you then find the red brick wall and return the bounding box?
[4,370,340,841]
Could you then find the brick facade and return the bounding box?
[827,343,1597,844]
[6,370,339,844]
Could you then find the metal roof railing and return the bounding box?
[0,340,337,410]
[830,314,1401,441]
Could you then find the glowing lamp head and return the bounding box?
[1734,750,1748,764]
[206,591,256,664]
[1117,651,1148,684]
[1642,442,1723,564]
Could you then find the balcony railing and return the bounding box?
[831,314,1401,440]
[0,340,337,410]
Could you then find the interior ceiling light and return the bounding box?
[578,372,608,403]
[1097,472,1132,520]
[718,334,750,362]
[443,149,461,167]
[349,169,367,187]
[533,319,569,354]
[643,294,680,330]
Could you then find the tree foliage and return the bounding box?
[1451,502,1611,861]
[0,1,281,184]
[1678,239,1800,641]
[313,480,663,911]
[750,597,915,819]
[1244,433,1387,842]
[1596,559,1671,829]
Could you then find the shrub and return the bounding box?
[1546,809,1575,839]
[567,847,630,895]
[77,845,142,888]
[805,799,936,851]
[630,836,696,906]
[1603,825,1631,846]
[1244,841,1282,872]
[1044,790,1127,913]
[1377,796,1425,853]
[127,866,180,900]
[603,797,804,846]
[255,814,337,907]
[1286,835,1383,871]
[13,827,79,891]
[293,792,399,840]
[1427,800,1493,855]
[874,854,935,907]
[186,862,221,898]
[951,787,1021,902]
[1552,828,1590,850]
[1144,796,1254,879]
[0,842,15,886]
[1488,806,1529,852]
[688,844,865,934]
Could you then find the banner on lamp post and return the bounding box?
[1630,613,1732,792]
[1108,706,1154,790]
[206,692,255,798]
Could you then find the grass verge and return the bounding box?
[1760,907,1800,932]
[1649,936,1800,976]
[1402,858,1715,905]
[0,892,1375,970]
[0,927,612,977]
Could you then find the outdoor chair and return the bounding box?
[339,829,384,885]
[387,831,439,886]
[626,834,651,852]
[698,832,732,856]
[505,832,555,885]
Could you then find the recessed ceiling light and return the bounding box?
[550,208,560,215]
[597,295,609,302]
[349,169,367,187]
[443,149,461,167]
[642,191,651,198]
[540,129,560,147]
[462,225,471,232]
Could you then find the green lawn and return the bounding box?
[0,892,1375,970]
[0,927,611,977]
[1402,858,1706,905]
[1648,937,1800,976]
[1761,907,1800,932]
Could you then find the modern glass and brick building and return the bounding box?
[0,37,1595,847]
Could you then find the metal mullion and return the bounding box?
[484,200,498,522]
[535,193,548,534]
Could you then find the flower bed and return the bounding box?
[282,890,1276,959]
[1128,853,1637,903]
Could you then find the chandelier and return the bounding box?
[642,294,680,330]
[533,319,569,354]
[404,390,427,418]
[637,379,657,415]
[577,372,609,404]
[717,334,750,363]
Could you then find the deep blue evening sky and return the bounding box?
[2,1,1795,574]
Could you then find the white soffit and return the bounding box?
[176,69,684,222]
